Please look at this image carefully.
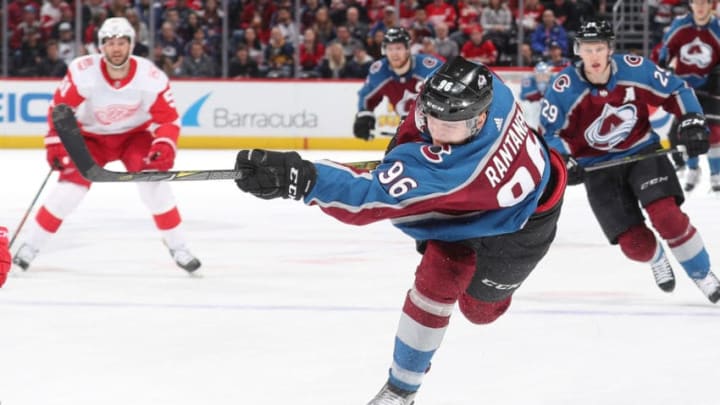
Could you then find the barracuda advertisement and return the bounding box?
[0,73,528,148]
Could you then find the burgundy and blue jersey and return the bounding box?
[659,14,720,89]
[539,54,703,166]
[308,73,551,242]
[357,54,442,117]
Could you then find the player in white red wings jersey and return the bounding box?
[0,227,10,288]
[232,57,567,404]
[12,17,201,274]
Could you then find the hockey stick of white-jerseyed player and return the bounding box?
[9,168,54,248]
[52,103,384,182]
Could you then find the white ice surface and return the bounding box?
[1,149,719,405]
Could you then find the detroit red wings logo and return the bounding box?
[94,103,142,125]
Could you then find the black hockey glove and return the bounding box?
[563,155,585,186]
[353,111,376,141]
[677,113,710,158]
[234,149,317,200]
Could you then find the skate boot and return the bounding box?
[710,174,720,193]
[650,249,675,293]
[367,383,416,405]
[169,246,201,273]
[684,168,701,192]
[692,271,720,304]
[12,243,39,271]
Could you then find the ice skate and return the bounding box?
[684,168,701,192]
[692,271,720,304]
[367,383,416,405]
[650,250,675,293]
[169,246,201,273]
[12,243,39,271]
[710,174,720,193]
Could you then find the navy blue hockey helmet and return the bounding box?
[574,19,615,54]
[419,57,494,122]
[382,27,411,51]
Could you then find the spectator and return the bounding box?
[398,0,417,28]
[14,31,44,76]
[434,22,459,60]
[126,8,150,46]
[345,6,369,43]
[425,0,457,30]
[11,5,44,50]
[420,37,446,61]
[178,11,203,43]
[530,10,568,57]
[334,25,364,59]
[83,8,107,54]
[7,0,41,31]
[328,0,349,26]
[317,42,351,78]
[238,0,276,33]
[180,40,217,77]
[460,26,498,65]
[57,22,77,65]
[301,0,322,30]
[452,0,484,45]
[344,44,374,78]
[366,29,385,60]
[48,2,74,39]
[229,45,261,78]
[547,0,581,34]
[265,26,295,78]
[313,7,336,44]
[107,0,130,18]
[273,7,299,41]
[38,39,67,77]
[369,6,400,38]
[546,40,571,67]
[299,28,325,77]
[198,0,224,41]
[40,0,64,37]
[156,21,185,76]
[366,0,388,23]
[152,44,175,76]
[517,0,544,32]
[134,0,164,29]
[481,0,513,53]
[240,27,266,66]
[519,42,543,66]
[410,7,436,40]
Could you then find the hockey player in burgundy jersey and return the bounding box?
[234,57,567,404]
[658,0,720,192]
[0,227,10,288]
[540,19,720,303]
[353,27,442,140]
[12,17,201,274]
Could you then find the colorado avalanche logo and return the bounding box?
[680,37,713,69]
[395,89,419,117]
[94,103,142,125]
[584,103,638,150]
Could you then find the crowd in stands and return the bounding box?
[0,0,694,79]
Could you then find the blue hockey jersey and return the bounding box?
[539,54,703,166]
[357,54,442,117]
[308,73,551,242]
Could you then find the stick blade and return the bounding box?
[51,104,97,177]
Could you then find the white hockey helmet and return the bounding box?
[98,17,136,53]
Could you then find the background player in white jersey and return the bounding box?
[0,227,10,288]
[232,57,567,404]
[12,17,201,274]
[658,0,720,192]
[540,19,719,303]
[353,27,441,140]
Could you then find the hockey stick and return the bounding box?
[9,168,54,248]
[53,103,382,182]
[584,148,679,172]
